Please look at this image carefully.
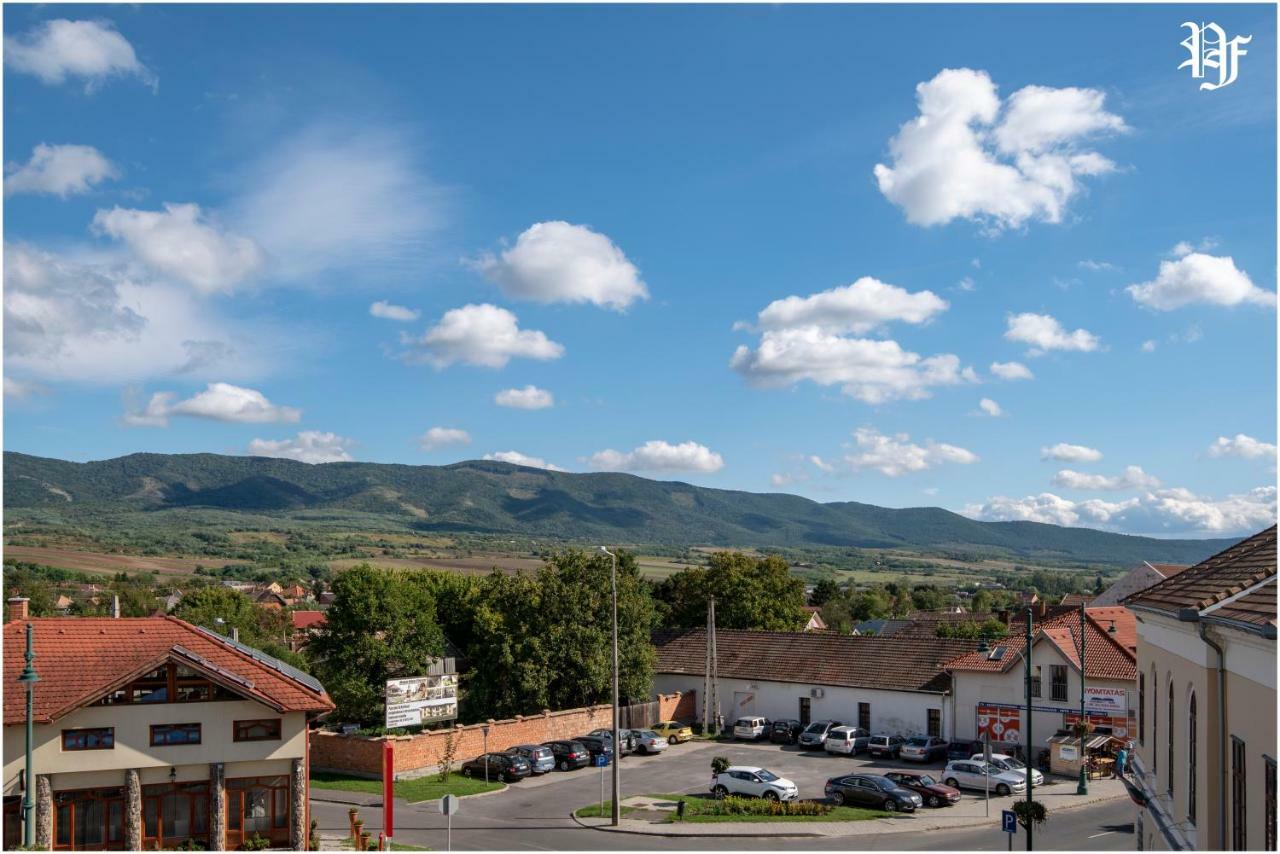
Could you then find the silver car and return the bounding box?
[508,744,556,774]
[632,729,669,755]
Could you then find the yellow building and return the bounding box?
[1127,526,1276,851]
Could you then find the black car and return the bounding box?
[797,719,844,750]
[768,718,805,744]
[573,735,615,765]
[460,752,531,783]
[947,739,982,762]
[587,728,634,755]
[824,774,923,812]
[543,740,592,771]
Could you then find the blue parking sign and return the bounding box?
[594,754,609,767]
[1002,810,1017,834]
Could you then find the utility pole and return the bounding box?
[704,597,713,735]
[1024,608,1034,852]
[1077,601,1089,796]
[19,622,39,849]
[709,596,720,735]
[601,547,621,827]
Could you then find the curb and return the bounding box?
[567,811,823,838]
[405,783,509,806]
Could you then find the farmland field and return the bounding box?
[1,546,209,576]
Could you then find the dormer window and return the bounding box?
[93,662,240,706]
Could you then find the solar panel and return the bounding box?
[988,646,1006,660]
[193,624,326,694]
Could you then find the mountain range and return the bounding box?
[3,451,1237,566]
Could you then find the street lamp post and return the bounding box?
[482,726,490,784]
[1024,608,1034,852]
[1077,602,1089,796]
[600,547,621,827]
[19,622,39,848]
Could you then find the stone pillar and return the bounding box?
[125,769,142,851]
[35,774,52,850]
[209,762,226,851]
[289,758,306,851]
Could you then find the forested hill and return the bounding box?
[3,451,1236,565]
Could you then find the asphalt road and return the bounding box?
[311,739,1135,851]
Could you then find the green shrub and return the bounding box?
[701,796,830,817]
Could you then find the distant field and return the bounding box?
[2,546,207,576]
[328,553,545,575]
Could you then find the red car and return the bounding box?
[884,771,962,808]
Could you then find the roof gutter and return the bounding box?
[1197,620,1228,852]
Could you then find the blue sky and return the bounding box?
[4,4,1276,538]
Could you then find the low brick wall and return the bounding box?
[311,691,695,780]
[658,690,696,722]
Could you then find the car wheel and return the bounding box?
[831,792,845,806]
[713,785,728,800]
[883,799,897,812]
[763,790,779,802]
[944,778,959,789]
[997,784,1011,796]
[927,795,940,808]
[558,760,569,771]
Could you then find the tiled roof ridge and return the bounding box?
[1127,526,1277,613]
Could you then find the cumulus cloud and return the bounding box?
[1126,252,1275,310]
[483,450,565,471]
[1208,434,1277,461]
[842,427,978,477]
[770,472,807,488]
[125,382,301,427]
[494,385,554,410]
[369,300,419,322]
[1051,465,1160,491]
[404,304,564,369]
[473,221,648,310]
[1041,443,1103,463]
[809,455,836,473]
[976,398,1004,417]
[5,143,117,197]
[93,203,263,294]
[247,431,354,464]
[752,277,948,334]
[1004,312,1100,355]
[1141,340,1158,353]
[419,427,471,452]
[4,377,46,400]
[873,68,1125,229]
[4,19,155,91]
[965,486,1276,536]
[586,440,725,473]
[990,361,1033,381]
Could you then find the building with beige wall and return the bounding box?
[1126,526,1276,851]
[2,603,333,850]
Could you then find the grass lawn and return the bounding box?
[573,801,645,819]
[645,793,893,824]
[311,771,504,802]
[389,844,431,851]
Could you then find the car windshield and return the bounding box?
[803,723,827,734]
[639,731,658,739]
[906,737,929,746]
[756,769,779,782]
[1001,758,1026,769]
[919,776,937,786]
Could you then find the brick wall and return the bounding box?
[311,691,694,780]
[657,690,696,722]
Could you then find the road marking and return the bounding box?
[1088,831,1115,838]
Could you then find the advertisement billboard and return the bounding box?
[386,674,458,728]
[1084,686,1128,713]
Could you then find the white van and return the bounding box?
[824,725,870,755]
[732,716,767,740]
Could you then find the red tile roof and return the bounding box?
[4,616,333,725]
[291,610,327,630]
[1126,527,1276,627]
[945,607,1136,681]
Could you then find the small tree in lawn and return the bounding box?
[711,756,730,775]
[437,729,459,782]
[1013,800,1047,830]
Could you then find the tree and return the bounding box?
[809,578,840,608]
[309,565,446,726]
[654,552,807,631]
[971,589,993,614]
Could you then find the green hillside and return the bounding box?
[3,451,1238,565]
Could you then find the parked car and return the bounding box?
[710,766,798,801]
[971,752,1044,787]
[460,752,531,782]
[652,721,693,744]
[824,726,871,755]
[868,734,906,759]
[901,735,949,762]
[631,730,669,755]
[732,716,768,740]
[883,771,962,808]
[587,728,634,755]
[824,774,922,812]
[542,739,591,771]
[798,719,844,750]
[768,718,805,745]
[947,739,982,762]
[942,760,1027,796]
[507,744,555,774]
[573,735,614,765]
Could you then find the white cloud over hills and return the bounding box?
[248,431,354,464]
[419,427,471,452]
[125,382,301,427]
[843,427,978,477]
[586,440,724,473]
[404,304,564,369]
[483,450,565,471]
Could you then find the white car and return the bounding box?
[711,766,799,801]
[823,726,869,755]
[732,716,767,740]
[971,752,1044,787]
[942,760,1028,796]
[632,730,669,755]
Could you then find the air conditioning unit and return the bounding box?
[810,688,825,699]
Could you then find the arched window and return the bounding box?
[1189,691,1198,825]
[1139,671,1146,744]
[1167,680,1175,796]
[1152,668,1159,774]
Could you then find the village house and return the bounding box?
[1125,526,1276,851]
[1092,561,1192,607]
[288,611,327,653]
[2,599,333,851]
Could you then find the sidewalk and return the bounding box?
[574,778,1130,838]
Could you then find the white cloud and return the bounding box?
[494,385,554,410]
[964,493,1137,528]
[1078,259,1117,272]
[4,19,155,91]
[419,427,471,452]
[752,277,948,334]
[483,450,565,472]
[873,68,1124,229]
[770,472,807,488]
[586,440,725,474]
[473,221,648,311]
[1041,443,1103,463]
[1004,312,1100,355]
[247,431,354,464]
[5,143,116,197]
[1208,434,1277,461]
[93,203,263,294]
[976,398,1004,417]
[125,382,301,427]
[1140,486,1276,535]
[1141,339,1158,353]
[955,277,976,292]
[990,361,1034,381]
[843,427,978,477]
[369,301,419,322]
[809,455,836,473]
[3,377,45,400]
[1126,252,1275,310]
[404,304,564,369]
[1051,465,1160,491]
[731,327,975,404]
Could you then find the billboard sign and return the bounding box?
[386,674,458,728]
[1084,686,1128,713]
[976,704,1021,744]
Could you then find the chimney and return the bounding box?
[1038,600,1047,618]
[231,627,240,643]
[7,597,29,623]
[112,595,121,619]
[997,609,1009,625]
